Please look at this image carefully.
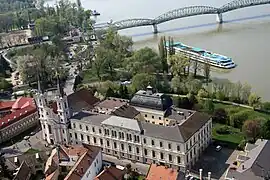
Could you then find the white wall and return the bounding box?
[81,150,103,180]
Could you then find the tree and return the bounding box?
[213,108,228,124]
[0,151,13,179]
[185,77,202,94]
[197,89,209,98]
[261,120,270,139]
[158,36,168,73]
[242,119,261,143]
[248,93,261,108]
[203,62,210,84]
[171,76,187,94]
[0,78,12,91]
[203,98,215,113]
[168,53,189,80]
[105,87,116,98]
[131,73,157,92]
[126,47,162,75]
[262,102,270,111]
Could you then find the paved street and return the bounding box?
[102,154,150,175]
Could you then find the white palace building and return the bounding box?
[36,81,212,171]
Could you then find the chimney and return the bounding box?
[199,169,203,180]
[208,172,211,180]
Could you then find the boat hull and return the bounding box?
[167,42,236,69]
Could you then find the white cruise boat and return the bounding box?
[167,42,236,69]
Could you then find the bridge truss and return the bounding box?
[154,6,219,24]
[112,18,154,30]
[220,0,270,13]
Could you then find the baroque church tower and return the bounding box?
[35,75,71,145]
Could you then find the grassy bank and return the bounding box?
[212,123,244,145]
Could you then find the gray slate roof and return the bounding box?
[70,111,110,126]
[142,112,210,142]
[130,90,172,111]
[101,116,142,132]
[226,140,270,180]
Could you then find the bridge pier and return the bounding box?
[216,13,223,24]
[153,24,158,34]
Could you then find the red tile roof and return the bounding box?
[146,164,178,180]
[96,98,127,110]
[94,166,126,180]
[0,106,37,129]
[0,97,37,129]
[12,97,35,110]
[0,101,15,111]
[64,145,101,180]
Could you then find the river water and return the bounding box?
[48,0,270,101]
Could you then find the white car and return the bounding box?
[23,136,30,140]
[215,145,222,152]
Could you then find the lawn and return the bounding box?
[212,123,244,145]
[213,103,270,121]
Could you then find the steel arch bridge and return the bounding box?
[95,0,270,32]
[220,0,270,13]
[155,6,219,24]
[111,18,154,30]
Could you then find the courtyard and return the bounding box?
[192,145,239,179]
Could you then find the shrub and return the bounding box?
[237,140,247,151]
[229,110,251,128]
[197,89,209,98]
[216,125,230,134]
[213,108,228,124]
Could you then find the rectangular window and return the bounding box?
[99,129,102,134]
[160,141,163,148]
[128,145,132,152]
[87,135,90,142]
[92,127,95,133]
[93,137,96,144]
[86,126,88,131]
[143,138,146,144]
[160,152,164,160]
[126,133,129,141]
[194,148,196,155]
[169,154,172,162]
[152,151,156,158]
[121,144,124,150]
[177,156,181,164]
[69,133,72,138]
[136,147,139,154]
[152,115,154,119]
[177,145,180,151]
[151,140,155,146]
[100,139,103,145]
[119,132,122,139]
[74,133,77,139]
[81,134,84,141]
[145,114,147,117]
[168,143,171,149]
[107,140,110,147]
[48,125,52,134]
[144,149,148,156]
[114,142,117,148]
[159,117,161,120]
[79,124,82,130]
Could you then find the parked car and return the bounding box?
[23,136,30,140]
[30,132,36,136]
[215,145,222,152]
